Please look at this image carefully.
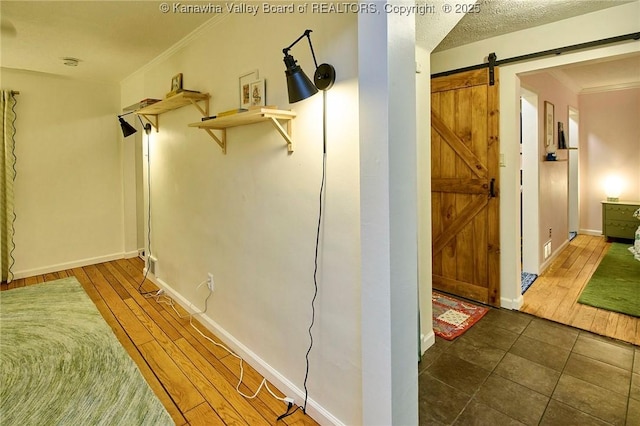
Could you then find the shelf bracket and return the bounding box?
[268,117,294,153]
[189,99,209,118]
[203,129,227,154]
[138,114,159,132]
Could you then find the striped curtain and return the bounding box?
[1,91,17,283]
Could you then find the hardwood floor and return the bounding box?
[1,257,319,426]
[521,234,640,346]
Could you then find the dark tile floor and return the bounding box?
[419,308,639,425]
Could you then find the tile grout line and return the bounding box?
[449,306,525,425]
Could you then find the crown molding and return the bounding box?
[579,81,640,95]
[120,12,230,85]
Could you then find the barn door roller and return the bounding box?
[488,52,497,86]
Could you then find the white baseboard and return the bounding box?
[150,275,344,426]
[579,228,602,237]
[501,294,524,310]
[421,330,435,355]
[13,252,126,279]
[124,250,139,259]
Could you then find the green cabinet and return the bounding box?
[602,201,640,241]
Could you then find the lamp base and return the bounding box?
[606,197,620,202]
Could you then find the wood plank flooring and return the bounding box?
[521,234,640,346]
[1,257,319,426]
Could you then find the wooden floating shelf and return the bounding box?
[189,108,296,154]
[135,92,210,132]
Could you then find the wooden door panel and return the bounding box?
[431,68,500,306]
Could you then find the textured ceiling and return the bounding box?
[434,0,633,52]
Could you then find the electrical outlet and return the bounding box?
[207,273,215,291]
[148,256,157,274]
[544,241,552,259]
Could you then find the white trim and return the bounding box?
[580,81,640,95]
[124,250,139,259]
[13,252,126,279]
[500,294,524,310]
[150,275,344,426]
[580,228,602,237]
[420,331,435,355]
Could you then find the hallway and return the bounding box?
[521,234,639,346]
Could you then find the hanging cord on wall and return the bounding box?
[277,91,329,423]
[137,122,155,296]
[301,90,329,418]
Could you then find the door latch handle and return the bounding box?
[489,178,496,198]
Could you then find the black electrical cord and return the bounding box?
[302,90,328,415]
[277,403,300,422]
[137,122,155,296]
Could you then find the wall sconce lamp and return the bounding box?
[118,111,152,137]
[280,30,336,420]
[282,29,335,103]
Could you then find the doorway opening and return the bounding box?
[568,107,579,241]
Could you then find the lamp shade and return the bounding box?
[284,54,318,103]
[119,117,137,137]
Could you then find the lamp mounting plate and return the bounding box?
[314,63,335,91]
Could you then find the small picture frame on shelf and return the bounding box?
[171,73,183,92]
[250,80,266,107]
[557,122,567,149]
[239,69,259,109]
[544,101,554,147]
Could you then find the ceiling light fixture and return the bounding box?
[62,57,80,67]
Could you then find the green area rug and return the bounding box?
[0,277,173,425]
[578,243,640,317]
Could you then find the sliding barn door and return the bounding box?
[431,68,500,306]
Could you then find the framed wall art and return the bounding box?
[171,73,183,92]
[239,69,259,109]
[544,101,554,147]
[250,80,266,107]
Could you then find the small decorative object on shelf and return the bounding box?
[546,152,557,161]
[239,69,259,109]
[139,98,161,108]
[558,122,567,149]
[166,73,185,98]
[250,80,266,107]
[217,108,248,117]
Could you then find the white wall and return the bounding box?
[579,87,640,233]
[1,68,124,277]
[520,72,578,270]
[432,1,640,309]
[520,89,540,274]
[122,12,361,425]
